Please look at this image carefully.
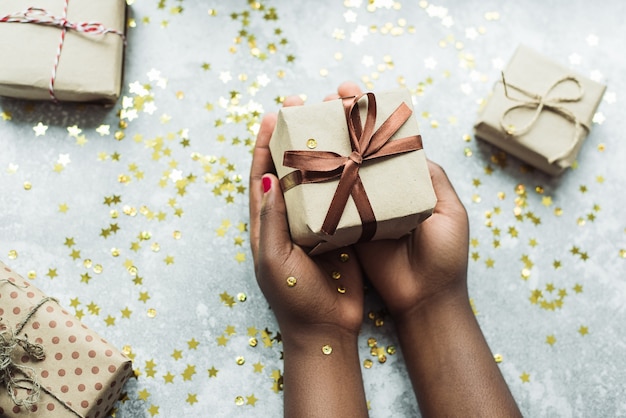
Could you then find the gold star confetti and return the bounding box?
[520,372,530,383]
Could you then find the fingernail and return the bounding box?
[262,176,272,193]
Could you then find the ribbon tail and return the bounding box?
[320,162,359,236]
[350,177,376,242]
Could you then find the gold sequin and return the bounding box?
[306,138,317,149]
[337,286,346,294]
[378,354,387,364]
[237,293,247,302]
[321,344,332,355]
[236,356,245,365]
[367,337,377,348]
[386,345,396,355]
[286,276,297,287]
[249,337,258,347]
[339,253,350,262]
[494,354,503,363]
[23,181,32,190]
[363,359,373,369]
[147,308,157,318]
[331,271,341,280]
[235,396,244,406]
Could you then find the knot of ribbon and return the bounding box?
[499,72,589,162]
[0,0,125,102]
[279,92,423,242]
[0,326,45,409]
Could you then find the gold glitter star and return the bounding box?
[186,394,198,405]
[69,249,81,260]
[69,297,80,308]
[224,326,236,336]
[171,349,183,360]
[148,405,159,416]
[578,325,589,336]
[104,315,116,326]
[121,307,133,318]
[546,335,556,346]
[181,364,196,381]
[246,395,258,406]
[485,258,495,268]
[164,255,175,265]
[163,372,175,383]
[520,372,530,383]
[138,388,150,401]
[187,338,200,350]
[138,291,150,303]
[573,284,583,293]
[208,366,219,378]
[58,203,69,213]
[253,362,264,373]
[247,327,258,337]
[216,335,229,346]
[46,268,58,279]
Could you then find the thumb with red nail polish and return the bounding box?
[259,174,291,254]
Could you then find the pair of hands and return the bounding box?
[249,81,470,342]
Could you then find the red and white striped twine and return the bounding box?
[0,0,125,102]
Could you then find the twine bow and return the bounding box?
[499,72,590,162]
[0,0,126,102]
[279,93,423,242]
[0,327,45,409]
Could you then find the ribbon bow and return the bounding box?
[279,93,423,242]
[499,73,590,162]
[0,0,125,102]
[0,326,45,409]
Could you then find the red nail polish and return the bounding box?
[262,176,272,193]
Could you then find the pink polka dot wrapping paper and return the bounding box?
[0,0,126,104]
[0,261,133,418]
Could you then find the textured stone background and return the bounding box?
[1,0,624,416]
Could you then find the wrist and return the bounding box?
[392,284,472,331]
[281,323,360,354]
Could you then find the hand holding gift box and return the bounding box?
[474,45,606,175]
[0,261,132,417]
[269,88,436,255]
[0,0,126,103]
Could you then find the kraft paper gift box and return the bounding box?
[0,0,126,103]
[0,261,133,417]
[474,45,606,175]
[269,88,437,255]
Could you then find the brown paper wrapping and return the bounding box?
[0,261,133,417]
[474,45,606,175]
[269,88,436,254]
[0,0,126,103]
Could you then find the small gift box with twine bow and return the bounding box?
[0,0,126,103]
[0,261,133,417]
[474,45,606,175]
[269,88,437,255]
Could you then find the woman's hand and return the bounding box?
[249,94,365,341]
[248,90,369,418]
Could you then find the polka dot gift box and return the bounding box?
[0,261,132,417]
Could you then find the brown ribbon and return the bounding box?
[279,92,423,242]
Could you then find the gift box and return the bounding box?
[269,88,436,254]
[0,0,126,103]
[474,45,606,175]
[0,261,133,417]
